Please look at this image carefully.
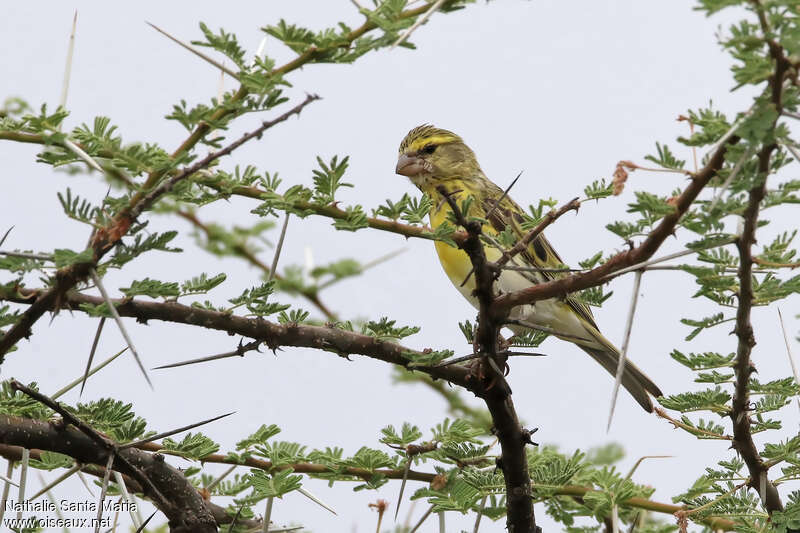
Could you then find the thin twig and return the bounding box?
[429,350,546,368]
[473,495,487,532]
[119,411,235,449]
[0,460,14,524]
[0,250,52,261]
[710,147,752,210]
[494,197,581,269]
[78,318,108,397]
[391,0,447,48]
[37,472,67,524]
[60,11,78,108]
[205,464,237,493]
[317,247,407,290]
[783,141,800,165]
[28,464,80,501]
[395,459,412,520]
[602,238,736,281]
[485,171,523,222]
[624,455,673,479]
[134,510,158,533]
[262,496,274,533]
[0,467,18,490]
[152,339,261,370]
[607,270,643,432]
[89,268,151,388]
[269,213,291,282]
[0,227,12,248]
[146,22,240,79]
[77,470,96,497]
[55,346,127,401]
[94,452,115,533]
[113,471,141,530]
[409,504,435,533]
[297,486,337,515]
[63,138,104,173]
[777,308,800,416]
[17,448,29,522]
[655,407,732,439]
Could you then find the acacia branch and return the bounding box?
[491,134,737,316]
[728,1,792,514]
[435,185,537,533]
[0,436,737,531]
[0,95,319,357]
[0,285,471,388]
[0,414,216,533]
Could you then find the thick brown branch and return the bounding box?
[731,143,781,513]
[0,444,261,530]
[0,285,471,388]
[729,2,790,514]
[0,415,216,533]
[492,135,737,314]
[435,185,536,533]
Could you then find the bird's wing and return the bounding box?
[481,194,600,332]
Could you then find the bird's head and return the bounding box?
[395,124,481,190]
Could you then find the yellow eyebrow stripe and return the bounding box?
[406,134,459,153]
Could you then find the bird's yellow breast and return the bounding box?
[428,190,504,301]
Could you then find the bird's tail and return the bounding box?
[577,343,663,412]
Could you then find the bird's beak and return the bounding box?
[395,153,424,177]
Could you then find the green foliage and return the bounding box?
[583,179,614,200]
[659,387,731,414]
[679,312,734,340]
[29,451,73,471]
[380,422,423,448]
[362,317,419,340]
[120,278,180,299]
[161,432,220,460]
[312,155,352,204]
[645,142,686,170]
[0,382,51,419]
[228,280,290,316]
[108,229,182,269]
[248,468,303,498]
[180,272,227,296]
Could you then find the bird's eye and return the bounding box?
[421,144,437,155]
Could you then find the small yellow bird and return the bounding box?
[395,125,662,412]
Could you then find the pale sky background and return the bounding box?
[1,1,798,532]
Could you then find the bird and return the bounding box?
[395,124,662,412]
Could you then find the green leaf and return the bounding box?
[161,432,220,460]
[120,278,180,299]
[312,155,352,204]
[180,273,227,296]
[644,142,686,170]
[659,387,730,414]
[380,422,423,448]
[237,424,281,451]
[248,469,302,498]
